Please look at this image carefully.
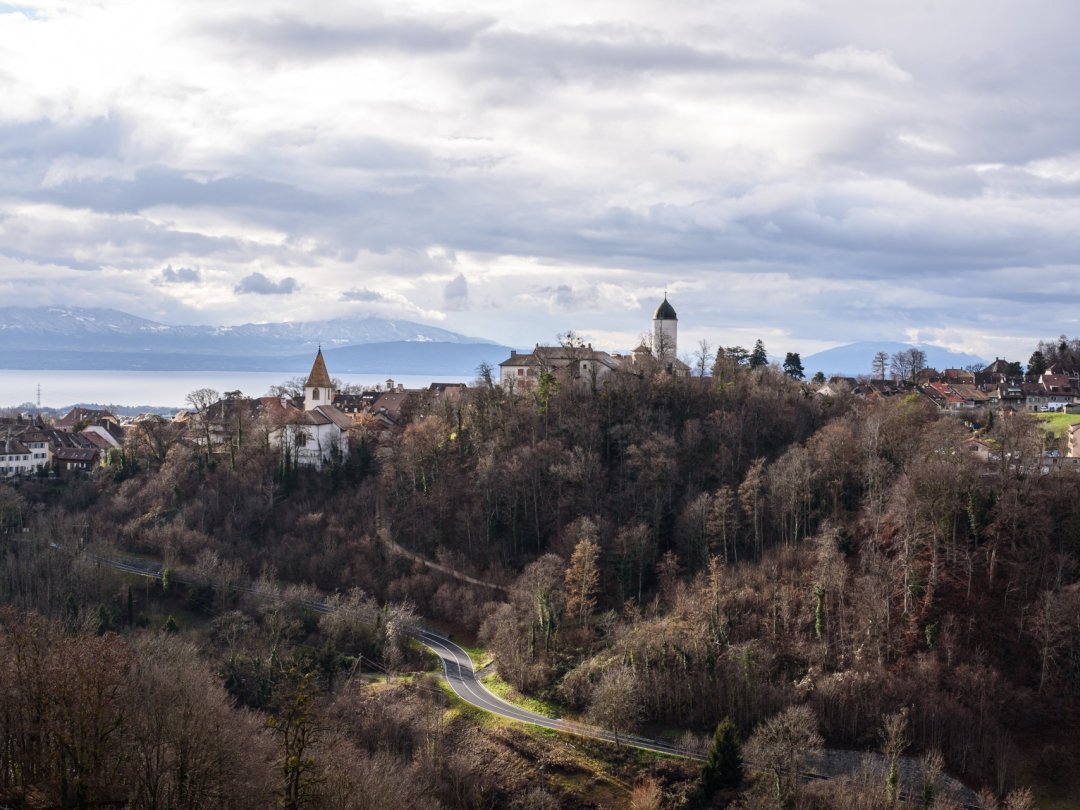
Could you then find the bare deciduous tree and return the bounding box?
[185,387,221,463]
[586,663,641,745]
[880,708,909,805]
[564,525,601,628]
[745,704,824,809]
[873,351,889,381]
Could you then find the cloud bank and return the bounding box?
[1,0,1079,360]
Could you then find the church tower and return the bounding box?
[652,294,677,362]
[304,347,334,411]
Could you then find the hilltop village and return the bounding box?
[4,297,1080,478]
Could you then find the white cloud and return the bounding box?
[0,0,1079,360]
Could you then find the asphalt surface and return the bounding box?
[417,628,702,759]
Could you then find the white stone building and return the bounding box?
[0,434,36,477]
[275,349,353,467]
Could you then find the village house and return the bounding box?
[80,420,125,450]
[54,407,118,431]
[0,434,35,477]
[0,414,108,477]
[916,359,1080,414]
[17,424,53,472]
[52,446,100,473]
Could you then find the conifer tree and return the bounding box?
[701,717,743,796]
[749,339,768,369]
[783,352,805,379]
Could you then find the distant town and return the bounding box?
[4,297,1080,478]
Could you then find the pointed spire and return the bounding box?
[305,348,332,388]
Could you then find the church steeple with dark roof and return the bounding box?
[652,294,678,361]
[653,294,677,321]
[304,347,335,411]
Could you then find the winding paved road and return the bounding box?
[417,628,701,759]
[60,543,980,806]
[72,544,700,758]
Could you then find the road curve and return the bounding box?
[416,628,702,760]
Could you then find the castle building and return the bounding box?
[498,295,689,388]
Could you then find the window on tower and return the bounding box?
[313,388,320,400]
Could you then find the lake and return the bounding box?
[0,370,472,411]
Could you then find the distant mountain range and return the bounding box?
[802,341,988,377]
[0,307,511,375]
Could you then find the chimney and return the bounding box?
[510,350,517,357]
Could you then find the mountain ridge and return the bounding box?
[0,306,495,351]
[0,307,508,373]
[803,340,989,377]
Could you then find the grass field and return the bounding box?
[1034,412,1080,437]
[458,643,494,670]
[480,672,565,719]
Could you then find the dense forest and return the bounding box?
[1,352,1078,808]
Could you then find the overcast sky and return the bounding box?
[2,0,1078,362]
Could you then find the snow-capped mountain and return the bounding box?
[0,307,507,373]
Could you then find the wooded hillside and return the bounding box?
[1,358,1077,808]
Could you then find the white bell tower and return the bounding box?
[304,347,335,411]
[652,294,678,362]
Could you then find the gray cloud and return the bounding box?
[31,165,334,216]
[0,116,131,162]
[442,273,469,311]
[340,288,384,302]
[159,265,201,284]
[234,272,298,295]
[199,12,492,63]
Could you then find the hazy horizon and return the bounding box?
[0,370,472,411]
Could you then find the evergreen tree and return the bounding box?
[1028,349,1048,376]
[701,717,744,796]
[782,352,805,380]
[749,340,768,369]
[719,345,750,366]
[812,371,825,384]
